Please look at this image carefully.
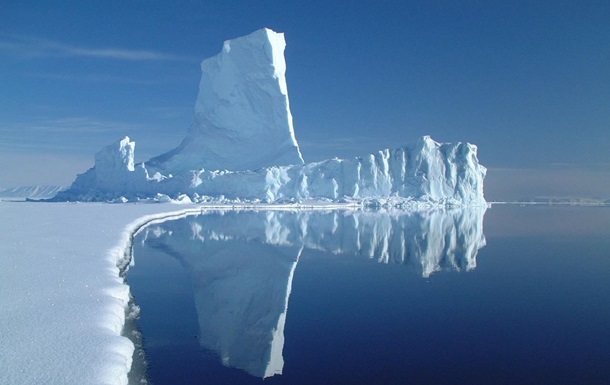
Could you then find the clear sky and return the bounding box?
[1,0,609,200]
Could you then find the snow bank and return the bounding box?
[51,28,486,206]
[0,202,200,385]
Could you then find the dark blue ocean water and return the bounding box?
[128,206,610,384]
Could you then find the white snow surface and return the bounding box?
[0,202,201,385]
[52,28,486,206]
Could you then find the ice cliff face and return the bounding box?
[185,135,486,205]
[54,135,486,205]
[94,137,136,187]
[147,28,303,173]
[51,28,486,206]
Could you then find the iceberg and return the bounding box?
[52,28,486,206]
[146,28,303,173]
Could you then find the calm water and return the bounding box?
[129,206,610,384]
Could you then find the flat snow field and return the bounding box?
[0,201,205,385]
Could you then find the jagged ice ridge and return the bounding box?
[52,28,486,206]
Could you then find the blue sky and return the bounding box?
[1,1,609,200]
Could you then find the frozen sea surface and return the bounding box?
[0,202,202,385]
[130,205,610,384]
[3,203,609,385]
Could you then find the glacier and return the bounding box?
[51,28,486,206]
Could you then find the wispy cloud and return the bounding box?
[25,71,187,85]
[3,116,145,134]
[1,116,147,153]
[0,34,196,62]
[547,162,610,170]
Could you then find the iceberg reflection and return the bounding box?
[139,208,486,378]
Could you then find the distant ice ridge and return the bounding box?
[0,185,65,200]
[51,28,486,206]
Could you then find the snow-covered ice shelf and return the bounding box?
[0,202,204,385]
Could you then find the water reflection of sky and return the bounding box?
[129,207,610,384]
